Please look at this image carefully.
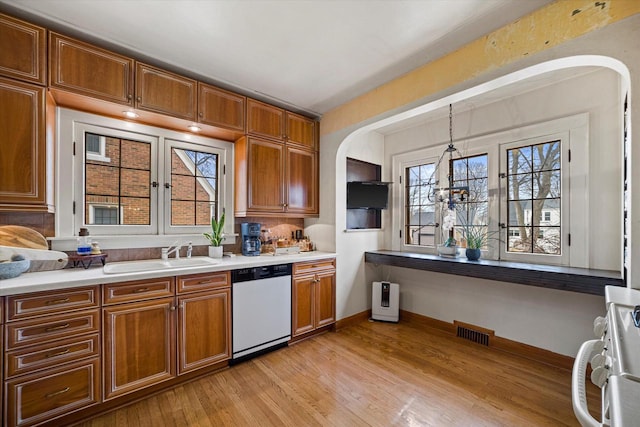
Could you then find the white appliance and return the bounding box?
[572,285,640,426]
[372,281,399,322]
[231,264,292,361]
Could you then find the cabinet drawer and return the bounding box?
[103,277,175,304]
[293,258,336,275]
[177,271,229,294]
[5,334,100,379]
[5,286,100,321]
[6,310,100,350]
[5,358,100,427]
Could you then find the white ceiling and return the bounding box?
[0,0,554,117]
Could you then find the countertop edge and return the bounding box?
[0,252,336,296]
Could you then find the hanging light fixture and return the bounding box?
[428,104,469,210]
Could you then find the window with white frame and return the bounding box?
[404,161,437,247]
[393,114,588,267]
[56,109,234,241]
[500,136,568,264]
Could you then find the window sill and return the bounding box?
[364,250,624,296]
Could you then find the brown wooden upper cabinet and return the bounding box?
[247,98,285,140]
[286,112,317,150]
[247,98,317,149]
[135,62,197,121]
[198,83,245,132]
[234,136,318,217]
[0,13,46,85]
[0,77,53,212]
[49,32,135,106]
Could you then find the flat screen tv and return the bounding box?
[347,181,390,209]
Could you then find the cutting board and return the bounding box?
[0,246,68,272]
[0,226,68,271]
[0,225,48,249]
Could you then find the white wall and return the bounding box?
[337,132,385,319]
[310,15,639,357]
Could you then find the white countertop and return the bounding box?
[0,251,336,296]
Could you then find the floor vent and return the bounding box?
[454,321,494,347]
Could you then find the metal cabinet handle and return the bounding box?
[127,94,132,101]
[45,298,70,305]
[133,287,149,293]
[136,96,142,102]
[45,323,70,332]
[45,387,70,398]
[199,112,203,117]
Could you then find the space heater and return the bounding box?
[371,281,399,322]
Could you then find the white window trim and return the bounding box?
[52,108,236,251]
[391,113,589,267]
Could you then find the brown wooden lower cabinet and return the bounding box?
[292,259,336,338]
[177,288,231,374]
[5,358,100,427]
[102,297,176,400]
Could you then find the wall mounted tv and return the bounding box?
[347,181,391,209]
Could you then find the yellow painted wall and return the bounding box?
[320,0,640,136]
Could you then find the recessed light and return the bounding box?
[188,124,201,132]
[123,111,139,118]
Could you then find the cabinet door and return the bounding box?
[292,276,315,337]
[177,289,230,374]
[135,63,197,120]
[49,33,134,105]
[0,77,50,211]
[286,112,317,150]
[315,270,336,328]
[0,13,46,85]
[247,138,285,213]
[247,98,284,141]
[103,297,176,400]
[286,146,318,215]
[198,83,245,132]
[5,358,100,427]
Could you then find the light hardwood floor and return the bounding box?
[76,319,600,426]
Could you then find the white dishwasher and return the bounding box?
[231,263,292,361]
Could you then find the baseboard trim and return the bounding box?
[398,309,573,371]
[335,310,371,330]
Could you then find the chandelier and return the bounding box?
[428,104,469,210]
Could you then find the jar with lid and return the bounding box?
[77,228,92,255]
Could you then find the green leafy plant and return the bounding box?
[203,212,225,246]
[459,224,499,249]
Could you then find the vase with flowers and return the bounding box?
[437,208,458,257]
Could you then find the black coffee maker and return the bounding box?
[241,222,261,256]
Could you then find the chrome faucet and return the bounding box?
[162,240,192,260]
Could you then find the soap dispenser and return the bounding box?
[77,228,92,255]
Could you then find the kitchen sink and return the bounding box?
[103,256,219,274]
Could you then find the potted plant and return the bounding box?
[203,212,225,258]
[459,224,498,261]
